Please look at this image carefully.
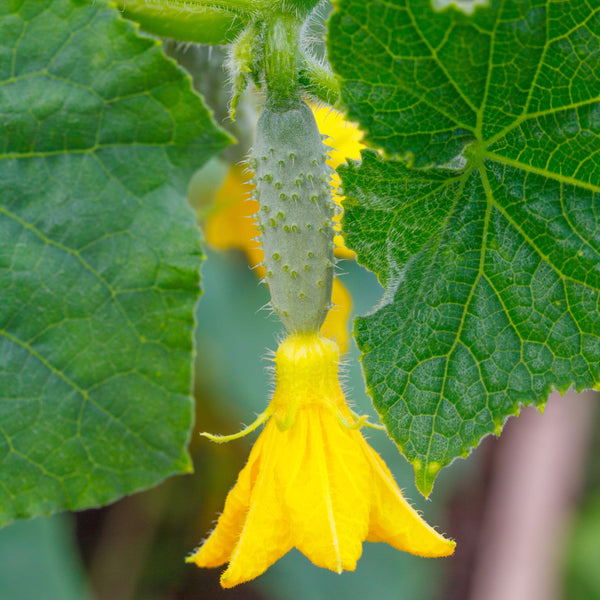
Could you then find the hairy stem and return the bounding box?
[299,54,341,107]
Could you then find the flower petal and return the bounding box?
[187,426,268,569]
[220,421,293,588]
[285,408,369,572]
[364,443,455,557]
[321,278,352,353]
[203,165,258,253]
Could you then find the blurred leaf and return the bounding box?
[330,0,600,495]
[0,515,88,600]
[121,0,247,45]
[564,492,600,600]
[0,0,232,524]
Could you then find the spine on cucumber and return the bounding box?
[252,100,334,333]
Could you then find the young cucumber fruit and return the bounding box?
[253,100,335,333]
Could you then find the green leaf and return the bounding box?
[329,0,600,495]
[0,0,232,524]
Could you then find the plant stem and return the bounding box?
[264,16,302,109]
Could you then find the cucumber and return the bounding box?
[253,100,334,333]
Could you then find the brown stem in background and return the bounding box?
[468,390,597,600]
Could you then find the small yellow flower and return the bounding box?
[203,163,262,267]
[312,104,365,260]
[187,334,455,588]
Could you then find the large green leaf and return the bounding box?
[0,0,232,524]
[329,0,600,495]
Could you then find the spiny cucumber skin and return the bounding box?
[253,101,334,333]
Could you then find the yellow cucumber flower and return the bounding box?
[312,104,365,260]
[187,334,455,588]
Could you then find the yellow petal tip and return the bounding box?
[440,540,456,558]
[427,536,456,558]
